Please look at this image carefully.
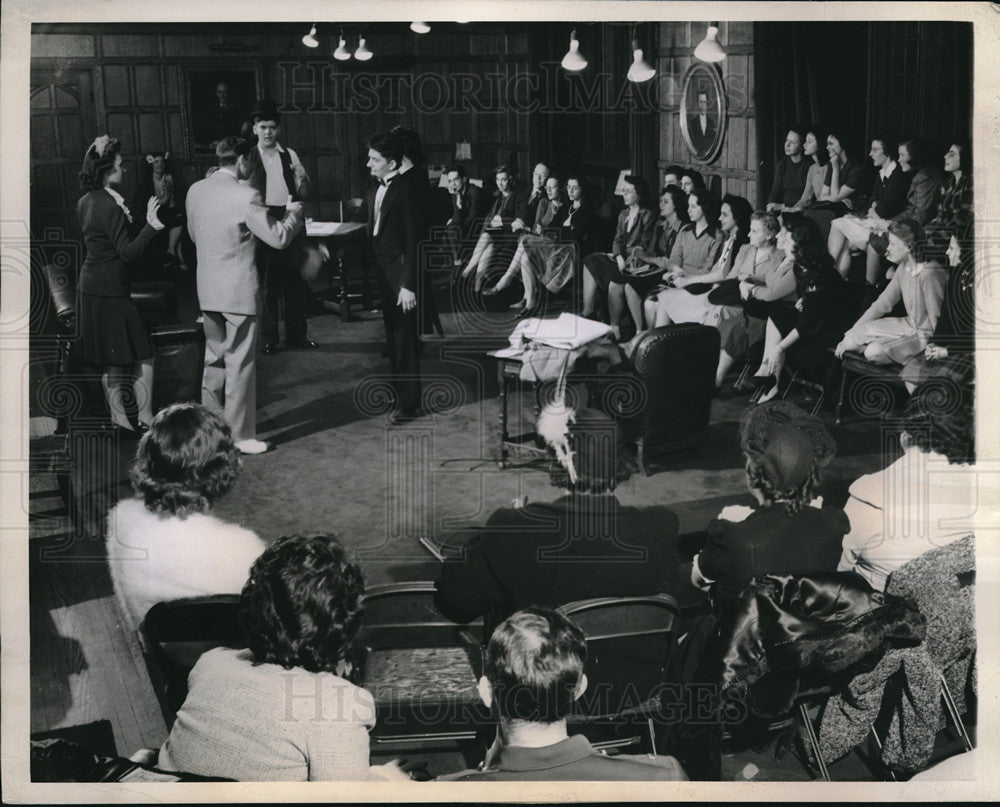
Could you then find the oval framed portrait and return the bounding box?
[679,63,727,164]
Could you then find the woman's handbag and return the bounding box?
[707,278,742,305]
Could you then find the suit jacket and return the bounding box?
[434,495,681,625]
[687,113,717,153]
[366,174,420,294]
[480,191,518,234]
[449,183,484,229]
[516,185,546,226]
[186,169,304,315]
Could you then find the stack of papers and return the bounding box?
[508,313,613,350]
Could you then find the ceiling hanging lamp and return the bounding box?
[694,22,726,63]
[301,23,319,48]
[333,30,351,61]
[561,28,588,72]
[626,25,655,83]
[354,36,373,61]
[410,22,431,34]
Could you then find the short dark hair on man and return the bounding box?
[240,533,366,674]
[216,136,249,167]
[391,125,425,166]
[129,403,240,517]
[484,607,587,724]
[446,164,467,178]
[368,132,404,168]
[494,163,515,178]
[79,136,123,191]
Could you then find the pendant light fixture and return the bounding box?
[354,37,373,61]
[333,30,351,61]
[694,22,726,63]
[560,28,587,72]
[626,26,655,83]
[301,23,319,48]
[410,22,431,34]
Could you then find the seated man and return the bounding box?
[440,607,688,781]
[434,410,684,625]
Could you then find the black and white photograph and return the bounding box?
[2,1,999,802]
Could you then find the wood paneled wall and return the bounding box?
[30,23,536,229]
[656,21,757,203]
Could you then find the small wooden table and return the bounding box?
[304,221,372,322]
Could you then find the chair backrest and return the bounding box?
[148,323,206,413]
[558,594,679,721]
[358,581,484,650]
[141,595,245,721]
[44,262,76,318]
[631,324,720,452]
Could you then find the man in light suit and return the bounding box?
[186,136,303,454]
[366,131,422,424]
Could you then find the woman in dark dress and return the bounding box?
[134,151,187,270]
[76,135,164,432]
[753,218,860,402]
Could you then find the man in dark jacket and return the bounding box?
[435,410,683,625]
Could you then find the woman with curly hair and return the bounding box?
[106,403,265,631]
[838,376,975,591]
[157,533,408,782]
[134,150,187,270]
[76,135,165,432]
[690,401,847,623]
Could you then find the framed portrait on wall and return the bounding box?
[182,66,259,154]
[679,63,726,163]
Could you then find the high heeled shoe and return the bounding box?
[482,285,505,297]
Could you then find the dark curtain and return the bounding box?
[753,23,870,209]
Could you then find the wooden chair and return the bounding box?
[558,593,680,754]
[835,350,907,423]
[140,595,244,727]
[353,582,489,753]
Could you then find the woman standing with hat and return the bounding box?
[76,134,164,432]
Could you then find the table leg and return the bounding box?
[498,365,510,468]
[337,248,350,323]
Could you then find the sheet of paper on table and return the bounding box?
[305,221,365,237]
[508,312,614,350]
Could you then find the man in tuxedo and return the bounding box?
[186,136,303,454]
[445,165,484,267]
[366,132,422,424]
[687,89,717,155]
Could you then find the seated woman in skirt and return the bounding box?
[580,174,656,337]
[458,164,520,292]
[835,218,947,366]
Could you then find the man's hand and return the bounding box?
[286,196,303,214]
[398,287,417,312]
[510,217,526,232]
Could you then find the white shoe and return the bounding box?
[236,439,272,455]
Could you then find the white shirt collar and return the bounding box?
[257,141,285,155]
[105,187,126,205]
[879,159,897,181]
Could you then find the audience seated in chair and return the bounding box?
[434,409,682,626]
[459,163,521,292]
[106,403,266,633]
[765,125,812,212]
[438,607,688,781]
[580,174,657,337]
[751,217,858,404]
[835,218,946,367]
[643,194,751,335]
[922,140,973,265]
[863,136,943,290]
[827,134,910,279]
[838,377,976,592]
[900,234,975,393]
[800,128,871,242]
[773,126,828,214]
[156,533,409,782]
[691,402,847,629]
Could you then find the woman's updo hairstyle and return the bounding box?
[79,135,123,191]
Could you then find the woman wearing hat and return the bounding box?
[691,401,848,624]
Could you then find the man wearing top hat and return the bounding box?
[242,100,315,354]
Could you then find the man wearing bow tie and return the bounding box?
[366,132,422,424]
